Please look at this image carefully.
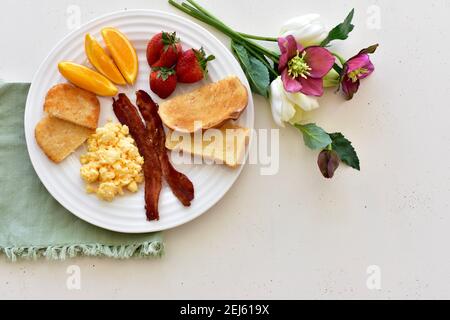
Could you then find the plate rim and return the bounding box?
[24,9,254,233]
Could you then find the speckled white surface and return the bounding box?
[1,0,449,299]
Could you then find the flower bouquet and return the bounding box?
[169,0,378,178]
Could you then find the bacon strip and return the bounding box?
[113,94,162,221]
[136,90,194,206]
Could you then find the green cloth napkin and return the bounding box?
[0,81,163,261]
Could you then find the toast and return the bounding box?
[165,121,250,168]
[44,83,100,129]
[35,116,94,163]
[158,76,248,133]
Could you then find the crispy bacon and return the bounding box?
[113,94,162,221]
[136,90,194,206]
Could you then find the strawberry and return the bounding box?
[149,67,177,99]
[146,31,182,68]
[176,47,215,83]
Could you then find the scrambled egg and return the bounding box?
[80,122,144,201]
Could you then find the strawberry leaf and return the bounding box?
[161,31,179,52]
[154,67,175,81]
[194,47,216,75]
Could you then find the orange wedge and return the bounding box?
[85,33,126,85]
[101,27,138,85]
[58,62,118,96]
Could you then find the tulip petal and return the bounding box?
[281,69,303,93]
[280,94,297,123]
[285,91,320,112]
[270,77,299,126]
[288,104,305,125]
[281,29,328,47]
[283,22,327,47]
[280,13,322,34]
[299,77,324,97]
[269,78,285,127]
[304,46,335,78]
[341,76,360,100]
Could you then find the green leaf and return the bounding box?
[295,123,332,150]
[320,9,355,47]
[231,41,270,97]
[329,132,360,170]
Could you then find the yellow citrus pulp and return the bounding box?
[58,62,118,96]
[101,27,138,85]
[85,33,127,85]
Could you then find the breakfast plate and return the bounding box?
[24,9,254,233]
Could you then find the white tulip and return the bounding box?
[270,77,320,127]
[269,79,285,127]
[285,91,320,112]
[270,77,296,127]
[280,13,328,47]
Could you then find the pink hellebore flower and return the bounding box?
[341,44,378,100]
[278,35,334,97]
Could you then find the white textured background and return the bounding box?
[1,0,449,299]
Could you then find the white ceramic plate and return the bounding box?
[24,10,254,233]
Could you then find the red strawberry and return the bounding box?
[146,32,182,68]
[150,67,177,99]
[176,47,215,83]
[146,33,164,65]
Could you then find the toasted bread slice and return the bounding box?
[165,121,250,168]
[44,83,100,129]
[159,76,248,133]
[35,116,93,163]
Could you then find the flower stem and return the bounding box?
[186,0,217,19]
[245,40,280,62]
[237,32,278,42]
[331,52,346,66]
[169,0,280,63]
[241,42,278,76]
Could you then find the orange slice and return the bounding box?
[101,27,138,85]
[85,33,126,85]
[58,62,118,97]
